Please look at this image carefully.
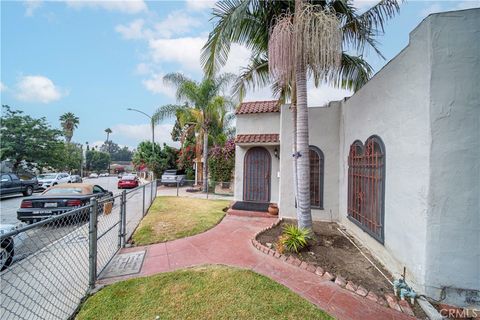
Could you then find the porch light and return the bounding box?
[274,147,280,159]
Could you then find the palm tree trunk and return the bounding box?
[295,0,312,231]
[202,130,209,193]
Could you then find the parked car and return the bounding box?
[88,173,99,178]
[70,175,83,183]
[37,173,71,190]
[0,224,16,271]
[0,173,38,197]
[17,183,114,224]
[99,173,109,177]
[117,175,139,189]
[161,169,186,186]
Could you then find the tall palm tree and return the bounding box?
[153,72,235,192]
[105,128,112,145]
[59,112,80,143]
[202,0,401,230]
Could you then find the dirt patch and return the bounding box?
[257,219,393,295]
[258,219,428,318]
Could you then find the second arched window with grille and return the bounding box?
[309,146,324,209]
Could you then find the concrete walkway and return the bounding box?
[100,215,415,320]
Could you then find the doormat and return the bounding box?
[231,201,269,212]
[99,251,145,279]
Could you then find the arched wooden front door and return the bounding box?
[243,147,271,202]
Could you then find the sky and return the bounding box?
[1,0,479,150]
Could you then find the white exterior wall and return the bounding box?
[338,15,433,293]
[236,113,280,135]
[424,9,480,307]
[279,103,341,221]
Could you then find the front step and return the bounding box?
[227,208,277,218]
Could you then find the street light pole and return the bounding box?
[127,108,156,180]
[127,108,155,154]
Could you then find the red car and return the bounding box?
[117,175,139,189]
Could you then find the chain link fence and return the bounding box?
[0,180,157,320]
[156,179,234,200]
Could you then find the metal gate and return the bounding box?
[243,147,271,202]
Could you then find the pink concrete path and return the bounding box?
[100,215,415,320]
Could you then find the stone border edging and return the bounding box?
[251,219,415,318]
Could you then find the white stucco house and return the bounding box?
[233,9,479,308]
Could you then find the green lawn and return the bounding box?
[132,196,229,246]
[76,266,334,320]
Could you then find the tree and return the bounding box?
[153,72,235,192]
[53,142,83,173]
[202,0,401,230]
[59,112,80,143]
[85,150,110,172]
[99,141,133,161]
[100,140,120,154]
[105,128,112,144]
[114,146,133,162]
[132,141,178,178]
[1,105,64,171]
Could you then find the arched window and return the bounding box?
[309,146,324,209]
[347,136,385,243]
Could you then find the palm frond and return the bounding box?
[201,0,252,77]
[232,54,270,101]
[340,0,402,59]
[152,104,187,124]
[163,72,191,87]
[359,0,402,34]
[176,81,200,105]
[327,52,373,91]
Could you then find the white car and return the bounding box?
[99,173,109,177]
[37,172,71,190]
[89,173,99,178]
[1,224,25,271]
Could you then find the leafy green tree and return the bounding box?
[1,105,64,171]
[52,142,83,173]
[86,150,110,172]
[59,112,80,143]
[132,141,178,178]
[202,0,401,230]
[153,72,235,192]
[100,140,120,154]
[100,141,133,161]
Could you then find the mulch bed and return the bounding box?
[257,219,392,294]
[257,219,428,318]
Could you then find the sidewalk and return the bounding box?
[99,215,414,320]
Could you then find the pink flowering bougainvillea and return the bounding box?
[208,138,235,183]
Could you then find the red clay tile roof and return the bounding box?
[236,100,280,114]
[235,134,279,144]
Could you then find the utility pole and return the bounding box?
[127,108,156,178]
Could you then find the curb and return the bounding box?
[251,220,416,318]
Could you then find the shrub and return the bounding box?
[208,139,235,183]
[279,224,311,253]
